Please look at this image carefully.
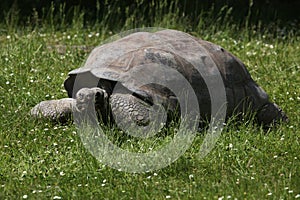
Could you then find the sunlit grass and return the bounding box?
[0,3,299,199]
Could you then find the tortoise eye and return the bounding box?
[78,93,84,100]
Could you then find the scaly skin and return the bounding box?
[30,87,153,126]
[30,87,288,128]
[110,93,152,126]
[30,98,75,123]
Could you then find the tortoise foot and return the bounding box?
[256,102,288,127]
[30,98,75,123]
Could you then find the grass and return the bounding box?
[0,4,299,199]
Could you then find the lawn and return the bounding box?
[0,4,299,199]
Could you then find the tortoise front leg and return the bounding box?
[30,98,75,123]
[110,93,153,138]
[109,93,167,136]
[109,93,152,126]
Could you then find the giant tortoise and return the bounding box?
[30,29,288,127]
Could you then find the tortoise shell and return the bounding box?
[64,29,270,120]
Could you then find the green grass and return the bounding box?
[0,5,299,200]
